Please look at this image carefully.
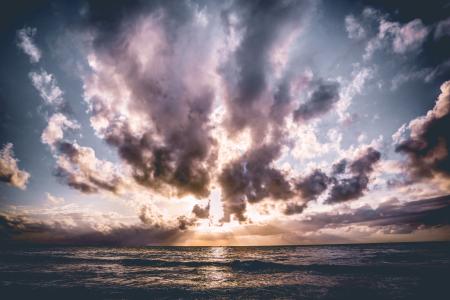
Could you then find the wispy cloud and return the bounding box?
[29,70,64,105]
[46,192,65,205]
[434,17,450,39]
[16,27,42,63]
[346,8,430,60]
[345,15,366,40]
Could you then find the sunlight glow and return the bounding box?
[209,188,224,225]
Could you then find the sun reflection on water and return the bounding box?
[210,246,227,259]
[201,247,231,289]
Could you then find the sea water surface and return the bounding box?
[0,242,449,299]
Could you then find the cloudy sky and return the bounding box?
[1,0,449,246]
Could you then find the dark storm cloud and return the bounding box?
[81,0,198,47]
[282,170,330,216]
[284,147,381,214]
[331,159,347,175]
[82,0,221,198]
[177,216,197,231]
[86,0,320,220]
[326,147,380,204]
[78,0,319,224]
[293,80,340,122]
[219,144,293,222]
[284,202,307,215]
[216,0,321,222]
[79,0,349,225]
[326,176,370,204]
[296,169,330,201]
[221,0,312,138]
[77,0,376,223]
[349,147,381,174]
[104,122,215,197]
[0,213,182,246]
[395,81,450,181]
[301,195,450,234]
[192,202,210,219]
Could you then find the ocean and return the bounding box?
[0,242,449,299]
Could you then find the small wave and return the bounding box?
[121,259,307,272]
[0,254,109,265]
[2,254,449,276]
[229,260,300,272]
[119,258,225,268]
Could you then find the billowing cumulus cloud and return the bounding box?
[55,142,124,194]
[37,95,121,195]
[82,1,222,198]
[16,27,41,63]
[395,80,450,180]
[20,2,418,228]
[80,0,318,211]
[40,111,123,196]
[139,204,162,226]
[0,143,30,190]
[75,0,379,224]
[4,0,450,246]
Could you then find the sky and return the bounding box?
[0,0,449,246]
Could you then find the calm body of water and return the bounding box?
[0,242,449,299]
